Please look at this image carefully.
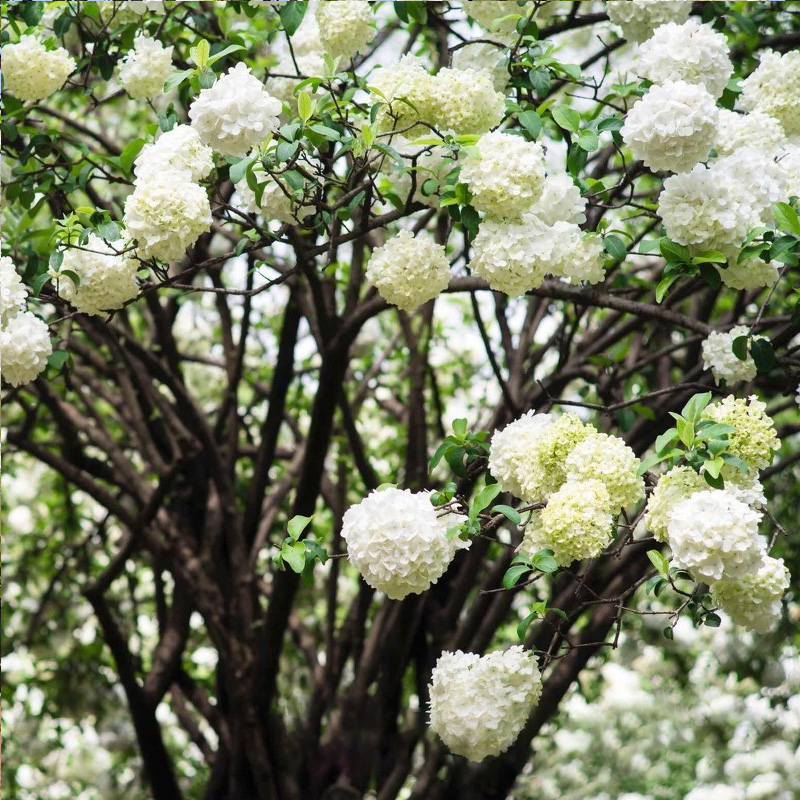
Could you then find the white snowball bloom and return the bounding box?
[739,50,800,136]
[564,431,645,510]
[370,55,433,133]
[134,125,215,183]
[0,311,52,387]
[463,1,532,42]
[488,410,554,498]
[341,488,469,600]
[235,159,319,224]
[432,68,506,134]
[1,256,28,325]
[118,34,174,100]
[365,230,451,313]
[658,148,785,251]
[189,63,282,157]
[644,466,708,543]
[621,81,718,173]
[0,36,76,101]
[713,111,786,158]
[451,41,508,92]
[701,326,760,385]
[605,0,692,43]
[637,20,733,99]
[460,132,546,219]
[549,226,606,285]
[123,178,212,262]
[428,646,542,761]
[719,256,779,292]
[528,172,586,226]
[667,490,766,583]
[712,556,789,633]
[316,1,375,61]
[56,235,139,316]
[778,143,800,199]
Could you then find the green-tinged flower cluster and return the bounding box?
[644,465,708,543]
[702,395,780,470]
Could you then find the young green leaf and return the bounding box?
[287,514,313,541]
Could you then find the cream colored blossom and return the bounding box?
[1,36,75,101]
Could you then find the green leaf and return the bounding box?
[164,69,194,93]
[698,261,722,290]
[460,205,480,238]
[287,514,313,541]
[452,418,468,439]
[647,549,669,575]
[279,1,308,35]
[207,44,246,67]
[576,129,599,152]
[704,612,722,628]
[681,392,712,423]
[517,110,542,140]
[655,273,680,303]
[529,68,551,97]
[557,62,582,81]
[597,116,623,132]
[59,269,81,288]
[119,139,145,173]
[309,124,341,141]
[281,540,306,574]
[503,564,531,590]
[654,428,678,453]
[47,351,70,369]
[692,250,727,265]
[470,484,502,522]
[429,441,453,472]
[732,334,749,361]
[659,239,691,265]
[603,234,627,261]
[229,154,257,185]
[702,456,724,479]
[517,611,538,641]
[774,202,800,237]
[750,338,775,372]
[190,39,211,69]
[663,626,674,640]
[532,550,559,573]
[552,106,581,132]
[492,505,521,525]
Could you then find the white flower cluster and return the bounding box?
[490,411,643,565]
[0,35,76,101]
[451,41,508,92]
[341,488,469,600]
[235,157,318,225]
[637,20,732,99]
[134,125,215,183]
[529,172,587,226]
[667,490,765,583]
[118,34,174,100]
[124,177,212,263]
[428,646,542,761]
[266,9,324,109]
[718,253,779,292]
[0,254,51,387]
[711,556,790,633]
[365,230,451,313]
[605,0,692,43]
[460,132,546,219]
[739,49,800,136]
[713,110,786,158]
[621,81,717,173]
[1,256,28,325]
[658,147,785,252]
[189,63,282,157]
[316,0,375,61]
[701,326,760,385]
[56,235,139,316]
[463,1,534,42]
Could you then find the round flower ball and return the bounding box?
[637,20,733,99]
[644,465,708,543]
[701,395,780,471]
[370,55,435,134]
[341,488,469,600]
[606,0,692,43]
[667,489,765,583]
[528,171,587,226]
[365,230,451,313]
[451,42,509,93]
[118,34,174,100]
[316,1,375,61]
[134,125,215,184]
[430,68,506,135]
[56,234,140,316]
[489,410,554,499]
[428,646,542,761]
[189,63,282,157]
[713,110,786,158]
[548,225,606,285]
[739,50,800,136]
[0,310,52,387]
[564,431,645,510]
[1,255,28,326]
[711,555,789,633]
[1,35,76,101]
[718,252,779,292]
[701,325,760,385]
[621,81,718,173]
[123,178,212,262]
[459,132,546,219]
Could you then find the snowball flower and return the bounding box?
[118,34,174,100]
[644,466,708,543]
[124,178,212,262]
[712,556,789,633]
[621,81,718,173]
[341,488,469,600]
[605,0,692,43]
[235,160,318,224]
[778,143,800,199]
[189,63,282,157]
[56,235,139,316]
[463,1,536,42]
[451,42,508,92]
[316,1,375,61]
[460,132,545,219]
[1,256,27,325]
[0,36,76,101]
[370,55,434,134]
[550,227,606,284]
[701,326,760,385]
[431,68,506,134]
[637,20,733,99]
[702,395,780,470]
[522,479,613,565]
[365,230,451,313]
[739,50,800,136]
[0,310,52,387]
[134,125,215,183]
[489,410,554,499]
[719,254,779,292]
[667,490,765,582]
[713,111,786,158]
[564,431,645,510]
[527,172,586,226]
[428,646,542,761]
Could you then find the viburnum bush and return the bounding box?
[1,2,799,799]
